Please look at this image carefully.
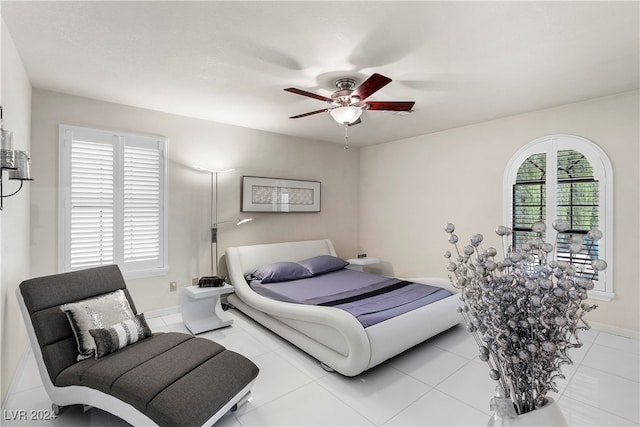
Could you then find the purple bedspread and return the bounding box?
[249,269,452,327]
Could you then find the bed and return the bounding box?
[225,239,461,376]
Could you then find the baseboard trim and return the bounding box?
[590,321,639,340]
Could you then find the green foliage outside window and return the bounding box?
[512,150,599,278]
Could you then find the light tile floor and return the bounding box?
[3,308,639,426]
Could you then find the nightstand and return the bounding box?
[346,257,380,272]
[182,284,234,334]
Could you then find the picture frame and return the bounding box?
[241,176,321,213]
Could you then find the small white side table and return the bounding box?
[182,284,234,334]
[346,257,380,272]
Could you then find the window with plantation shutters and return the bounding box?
[60,125,168,279]
[555,149,600,279]
[504,135,613,301]
[512,152,546,250]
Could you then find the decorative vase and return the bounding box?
[487,397,567,427]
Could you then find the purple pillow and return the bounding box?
[252,262,312,283]
[298,255,349,276]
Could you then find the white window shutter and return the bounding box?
[123,143,163,267]
[69,140,115,268]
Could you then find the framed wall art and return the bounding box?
[241,176,321,213]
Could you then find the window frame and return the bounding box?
[59,124,169,279]
[503,134,614,301]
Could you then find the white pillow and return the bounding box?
[60,289,135,360]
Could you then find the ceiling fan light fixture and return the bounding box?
[330,106,363,125]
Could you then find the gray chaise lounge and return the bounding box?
[16,265,259,427]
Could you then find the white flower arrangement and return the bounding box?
[444,220,606,416]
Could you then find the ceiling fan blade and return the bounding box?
[284,87,332,103]
[289,108,331,119]
[366,101,415,111]
[348,118,362,127]
[352,73,392,101]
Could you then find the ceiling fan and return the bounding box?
[284,73,415,129]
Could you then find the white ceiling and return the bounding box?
[2,1,638,147]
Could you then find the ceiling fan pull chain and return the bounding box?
[344,124,350,149]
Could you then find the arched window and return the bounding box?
[504,135,614,301]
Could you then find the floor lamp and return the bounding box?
[192,165,252,276]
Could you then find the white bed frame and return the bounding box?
[225,239,462,376]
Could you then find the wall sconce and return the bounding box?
[0,106,33,210]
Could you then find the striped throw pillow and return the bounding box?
[89,313,152,358]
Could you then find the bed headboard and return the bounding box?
[225,239,337,277]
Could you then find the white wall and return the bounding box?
[1,18,32,400]
[360,91,639,335]
[29,89,360,313]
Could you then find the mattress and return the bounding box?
[249,269,452,327]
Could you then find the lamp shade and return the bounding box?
[9,150,32,180]
[1,129,14,169]
[329,106,363,125]
[192,165,235,174]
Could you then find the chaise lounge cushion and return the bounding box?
[57,332,258,427]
